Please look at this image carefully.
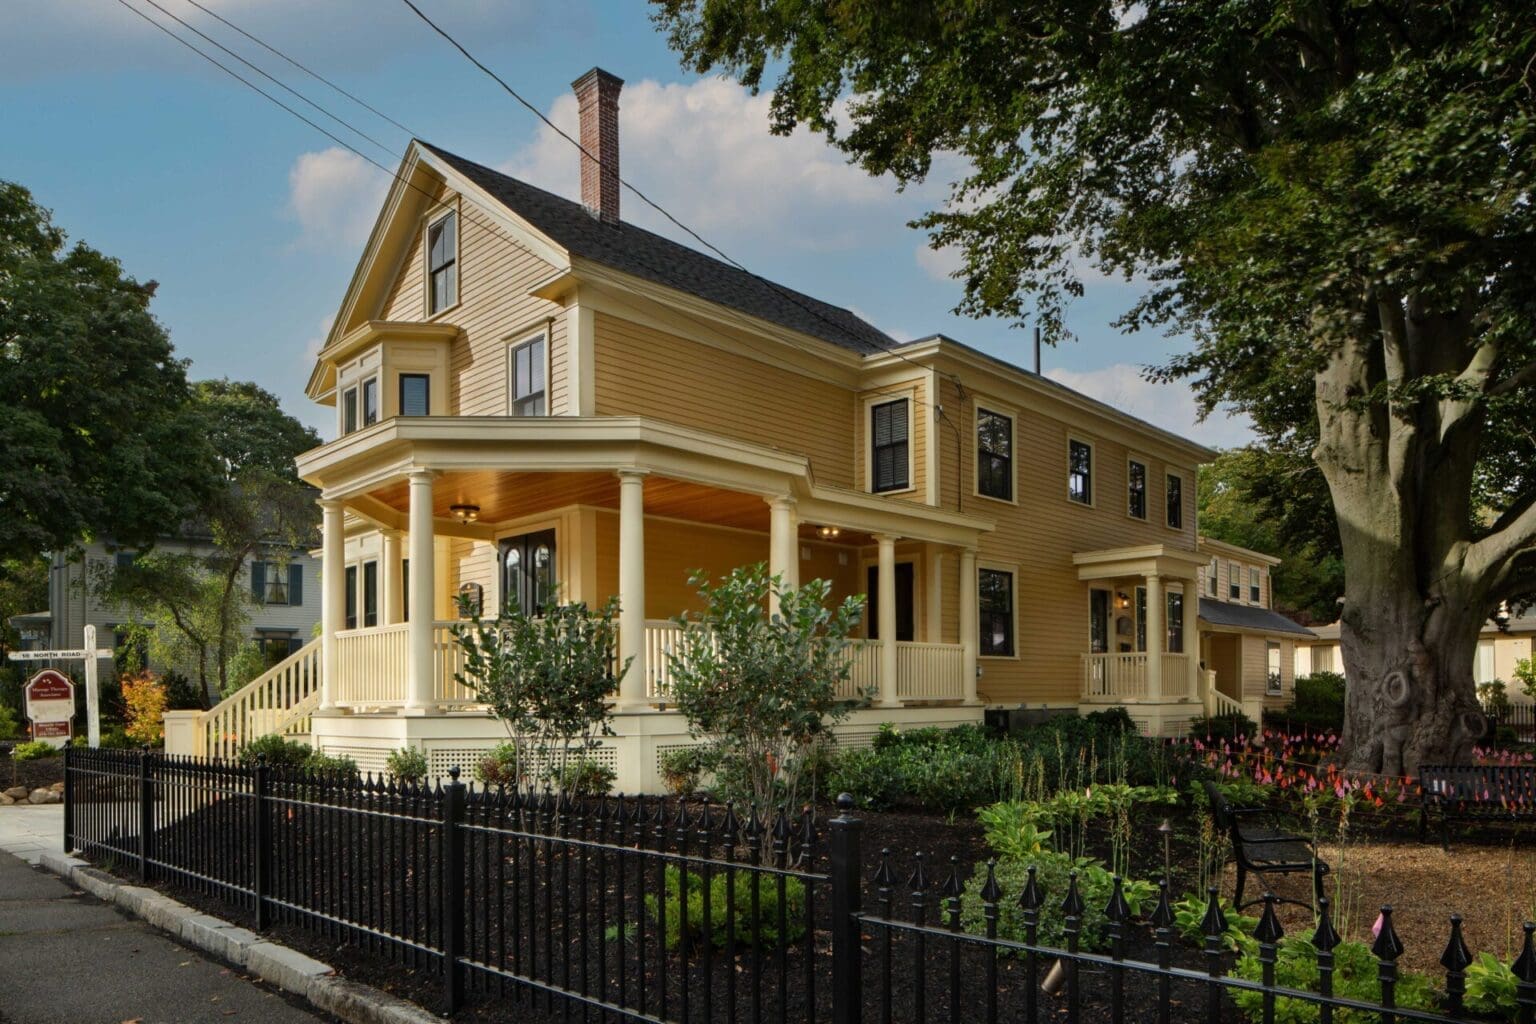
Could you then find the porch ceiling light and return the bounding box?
[450,503,481,524]
[816,524,841,540]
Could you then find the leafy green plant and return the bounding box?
[1230,937,1439,1024]
[11,739,59,761]
[1464,951,1519,1019]
[473,742,521,788]
[658,747,705,797]
[547,757,615,796]
[385,747,429,783]
[666,565,863,810]
[0,703,22,740]
[976,801,1054,861]
[238,734,313,769]
[1188,712,1257,743]
[645,865,806,950]
[959,851,1140,952]
[1285,672,1347,733]
[303,751,359,776]
[1170,892,1258,953]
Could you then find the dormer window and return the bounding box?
[510,334,547,417]
[427,210,458,315]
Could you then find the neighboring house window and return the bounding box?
[1266,641,1282,694]
[1166,591,1184,653]
[250,561,303,606]
[870,398,911,493]
[510,335,547,417]
[978,568,1015,657]
[363,560,378,628]
[1228,561,1242,601]
[344,565,358,630]
[976,407,1013,500]
[1314,645,1336,675]
[1249,567,1262,604]
[342,386,359,434]
[362,377,379,427]
[1207,557,1218,597]
[427,210,458,314]
[1166,473,1184,528]
[115,551,138,570]
[400,373,430,416]
[1068,438,1093,504]
[1127,459,1147,519]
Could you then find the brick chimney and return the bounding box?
[572,67,623,225]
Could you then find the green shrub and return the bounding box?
[303,751,359,776]
[1281,672,1347,733]
[1463,951,1519,1018]
[474,743,521,787]
[826,747,901,809]
[99,725,136,750]
[646,865,806,950]
[958,852,1145,951]
[0,703,23,739]
[658,747,705,797]
[547,757,615,796]
[11,739,60,761]
[1169,892,1258,953]
[385,747,429,783]
[238,734,313,769]
[1188,712,1257,742]
[1230,937,1438,1024]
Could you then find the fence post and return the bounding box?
[829,793,864,1024]
[138,747,154,883]
[441,767,467,1015]
[62,746,74,855]
[253,755,271,930]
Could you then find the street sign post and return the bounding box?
[10,625,112,747]
[23,669,76,748]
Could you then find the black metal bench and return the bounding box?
[1418,764,1536,850]
[1203,780,1330,911]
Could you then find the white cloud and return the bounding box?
[285,147,388,250]
[1044,363,1254,449]
[502,77,913,248]
[915,243,965,283]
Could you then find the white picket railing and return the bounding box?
[1201,669,1246,718]
[896,641,967,701]
[840,640,881,700]
[198,640,322,761]
[1081,653,1149,700]
[1160,653,1192,698]
[334,624,408,707]
[433,623,478,706]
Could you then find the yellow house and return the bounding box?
[165,67,1229,787]
[1298,615,1536,706]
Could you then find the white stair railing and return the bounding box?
[195,639,322,761]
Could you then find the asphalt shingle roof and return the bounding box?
[422,143,896,356]
[1199,598,1316,638]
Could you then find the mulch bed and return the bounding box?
[3,753,65,793]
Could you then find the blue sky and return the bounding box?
[1,0,1251,446]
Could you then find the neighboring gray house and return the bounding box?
[11,537,321,670]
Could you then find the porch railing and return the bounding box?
[335,624,408,707]
[197,640,322,760]
[1081,651,1192,702]
[895,641,966,701]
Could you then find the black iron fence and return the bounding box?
[1485,701,1536,744]
[66,748,1536,1024]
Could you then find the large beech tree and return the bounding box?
[654,1,1536,771]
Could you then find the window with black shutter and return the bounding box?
[977,408,1012,500]
[870,398,910,493]
[978,568,1015,657]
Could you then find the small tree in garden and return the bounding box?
[120,670,168,747]
[666,564,864,811]
[450,595,625,799]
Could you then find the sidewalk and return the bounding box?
[0,849,332,1024]
[0,804,63,864]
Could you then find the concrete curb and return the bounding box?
[36,852,442,1024]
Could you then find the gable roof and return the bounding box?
[1199,598,1316,638]
[421,142,895,357]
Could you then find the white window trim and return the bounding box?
[1266,641,1284,695]
[507,329,549,417]
[1165,471,1185,530]
[422,200,461,321]
[976,559,1020,660]
[1067,435,1096,508]
[864,390,917,496]
[1126,454,1150,521]
[1228,560,1242,601]
[972,399,1018,505]
[1249,566,1263,605]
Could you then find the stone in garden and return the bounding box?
[28,788,52,804]
[49,782,64,793]
[3,786,27,800]
[0,793,13,805]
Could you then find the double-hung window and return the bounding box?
[1166,473,1184,528]
[342,386,359,435]
[1266,642,1283,695]
[1228,561,1242,601]
[362,378,379,427]
[1166,590,1184,652]
[399,374,430,416]
[510,335,547,417]
[978,568,1015,657]
[976,408,1012,500]
[1207,557,1218,597]
[1249,567,1262,603]
[1068,439,1093,504]
[1127,459,1147,519]
[870,398,910,493]
[427,210,458,315]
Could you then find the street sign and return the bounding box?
[9,625,111,747]
[10,649,94,661]
[24,669,75,748]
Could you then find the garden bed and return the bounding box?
[4,751,65,793]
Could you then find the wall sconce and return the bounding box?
[816,524,841,540]
[1116,591,1129,609]
[450,504,481,524]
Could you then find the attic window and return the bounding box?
[427,210,458,315]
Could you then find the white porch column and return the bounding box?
[959,548,979,705]
[924,547,944,643]
[1145,572,1164,700]
[406,470,437,713]
[1181,577,1198,698]
[766,495,799,598]
[876,534,900,707]
[381,529,404,626]
[617,469,648,706]
[319,499,345,711]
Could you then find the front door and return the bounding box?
[866,562,915,642]
[499,529,556,615]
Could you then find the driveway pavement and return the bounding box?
[0,849,332,1024]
